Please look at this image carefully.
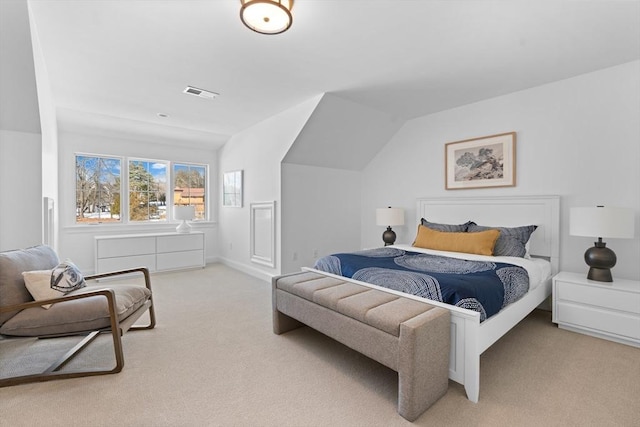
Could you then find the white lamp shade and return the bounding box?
[376,207,405,227]
[174,205,196,221]
[570,206,635,239]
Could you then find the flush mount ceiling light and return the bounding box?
[240,0,293,35]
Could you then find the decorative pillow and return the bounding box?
[22,260,86,309]
[420,218,474,232]
[412,225,500,256]
[467,223,538,258]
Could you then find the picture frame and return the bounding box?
[445,132,516,190]
[222,170,243,207]
[250,201,276,268]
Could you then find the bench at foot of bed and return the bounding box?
[272,271,450,421]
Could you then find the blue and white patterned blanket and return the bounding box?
[313,247,530,322]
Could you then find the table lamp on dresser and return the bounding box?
[174,205,196,233]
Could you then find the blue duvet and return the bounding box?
[313,247,529,322]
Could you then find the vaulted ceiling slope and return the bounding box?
[283,93,405,171]
[18,1,640,151]
[0,0,41,134]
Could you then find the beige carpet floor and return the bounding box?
[1,264,639,427]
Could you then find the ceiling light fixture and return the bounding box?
[240,0,293,35]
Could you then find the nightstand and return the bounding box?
[552,272,640,348]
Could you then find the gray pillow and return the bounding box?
[467,223,537,257]
[51,259,86,293]
[420,218,473,232]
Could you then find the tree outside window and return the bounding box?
[129,160,167,222]
[76,155,121,223]
[174,164,206,220]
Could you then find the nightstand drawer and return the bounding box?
[556,282,640,314]
[556,302,640,340]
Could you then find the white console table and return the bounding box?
[95,232,205,274]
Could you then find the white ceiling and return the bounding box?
[26,0,640,149]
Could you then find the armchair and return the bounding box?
[0,245,156,387]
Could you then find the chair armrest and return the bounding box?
[84,267,152,292]
[0,288,117,314]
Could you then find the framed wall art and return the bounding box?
[222,170,243,207]
[445,132,516,190]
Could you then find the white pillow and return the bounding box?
[22,260,86,309]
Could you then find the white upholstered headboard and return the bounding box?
[416,195,560,274]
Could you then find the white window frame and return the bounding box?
[74,153,124,225]
[128,158,169,223]
[74,153,210,226]
[172,162,209,222]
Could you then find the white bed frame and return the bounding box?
[305,195,560,402]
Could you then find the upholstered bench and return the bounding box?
[272,271,450,421]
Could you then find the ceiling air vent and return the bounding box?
[183,86,219,99]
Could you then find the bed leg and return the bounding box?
[464,355,480,403]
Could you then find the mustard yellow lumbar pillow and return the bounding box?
[412,225,500,256]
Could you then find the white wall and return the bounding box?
[281,163,361,274]
[0,0,42,252]
[361,61,640,280]
[0,130,42,251]
[217,95,322,280]
[57,128,219,272]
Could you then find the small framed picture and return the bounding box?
[222,170,243,207]
[445,132,516,190]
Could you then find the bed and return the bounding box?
[303,195,560,402]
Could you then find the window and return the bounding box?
[75,155,121,224]
[173,163,207,220]
[75,155,207,225]
[129,160,167,222]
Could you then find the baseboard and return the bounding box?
[217,257,274,282]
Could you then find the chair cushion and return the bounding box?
[0,246,59,325]
[0,285,151,337]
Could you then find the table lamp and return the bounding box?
[376,207,404,246]
[174,205,196,233]
[570,206,635,282]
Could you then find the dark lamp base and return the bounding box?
[583,240,616,283]
[587,267,613,282]
[382,227,397,246]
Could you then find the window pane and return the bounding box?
[129,160,167,222]
[174,163,207,220]
[76,155,121,224]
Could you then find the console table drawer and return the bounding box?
[97,254,156,273]
[157,234,204,253]
[556,282,640,314]
[556,302,640,340]
[97,236,156,258]
[157,250,204,270]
